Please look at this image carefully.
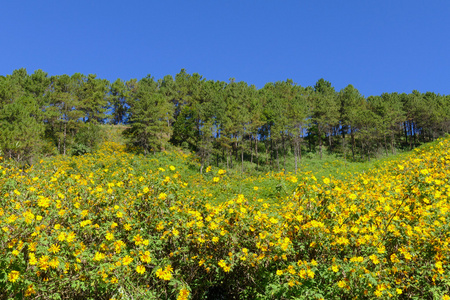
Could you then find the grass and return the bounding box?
[97,125,426,205]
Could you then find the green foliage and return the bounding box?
[124,75,174,153]
[1,136,450,299]
[1,67,450,174]
[0,95,45,165]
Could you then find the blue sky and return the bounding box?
[1,1,449,97]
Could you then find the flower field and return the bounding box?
[1,137,450,299]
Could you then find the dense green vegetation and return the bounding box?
[1,134,450,299]
[1,68,449,172]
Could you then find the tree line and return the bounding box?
[1,68,449,171]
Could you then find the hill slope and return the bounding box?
[0,137,449,299]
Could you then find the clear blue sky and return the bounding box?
[1,0,449,97]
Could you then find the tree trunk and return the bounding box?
[298,137,302,161]
[250,135,253,164]
[63,121,67,156]
[241,147,244,174]
[230,150,233,168]
[384,135,388,156]
[328,126,332,151]
[58,121,61,154]
[319,128,323,160]
[351,130,355,161]
[255,138,259,169]
[391,134,395,155]
[294,147,298,174]
[276,146,280,172]
[294,138,299,174]
[409,122,413,150]
[404,121,408,144]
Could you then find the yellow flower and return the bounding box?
[156,222,164,231]
[29,253,37,265]
[49,258,59,269]
[106,232,114,241]
[133,234,144,245]
[369,254,380,265]
[136,265,145,274]
[374,289,383,297]
[94,252,105,261]
[177,288,190,300]
[140,251,152,263]
[48,244,60,254]
[158,193,167,200]
[57,232,66,242]
[37,197,51,208]
[332,265,339,272]
[25,284,36,296]
[213,177,220,183]
[276,270,283,276]
[39,255,50,270]
[66,232,76,243]
[396,289,402,295]
[122,255,133,265]
[8,270,20,282]
[155,267,172,280]
[337,280,346,288]
[80,219,92,227]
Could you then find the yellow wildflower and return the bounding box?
[8,270,20,282]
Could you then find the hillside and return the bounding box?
[0,136,449,299]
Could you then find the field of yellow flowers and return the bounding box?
[1,137,450,299]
